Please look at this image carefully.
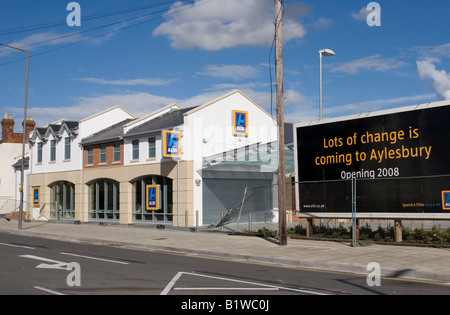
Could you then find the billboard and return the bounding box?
[294,102,450,217]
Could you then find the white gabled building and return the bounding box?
[30,106,135,175]
[27,90,280,227]
[28,106,135,220]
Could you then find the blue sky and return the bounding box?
[1,0,449,136]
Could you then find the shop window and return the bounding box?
[132,175,173,223]
[88,178,120,221]
[50,181,75,220]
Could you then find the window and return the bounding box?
[50,181,75,220]
[113,143,121,162]
[132,140,139,160]
[132,175,173,223]
[148,137,156,158]
[100,145,106,163]
[87,147,93,165]
[88,179,120,221]
[37,142,43,163]
[65,137,71,160]
[50,140,56,161]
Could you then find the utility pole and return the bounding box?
[275,0,287,246]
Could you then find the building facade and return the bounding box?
[27,90,279,227]
[1,113,35,214]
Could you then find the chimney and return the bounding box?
[22,116,36,141]
[1,113,16,143]
[1,113,31,143]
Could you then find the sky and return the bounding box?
[1,0,450,137]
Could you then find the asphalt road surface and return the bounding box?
[1,232,449,299]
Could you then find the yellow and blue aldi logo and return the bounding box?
[163,130,181,158]
[443,191,450,210]
[233,110,248,136]
[32,187,40,207]
[146,185,160,210]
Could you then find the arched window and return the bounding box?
[88,179,120,221]
[49,181,75,220]
[132,175,173,223]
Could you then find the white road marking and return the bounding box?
[19,254,68,270]
[60,252,129,265]
[161,271,328,295]
[34,286,65,295]
[0,242,35,249]
[161,271,184,295]
[173,287,279,291]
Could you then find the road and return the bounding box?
[1,232,449,299]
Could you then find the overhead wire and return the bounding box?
[0,0,215,67]
[0,1,177,37]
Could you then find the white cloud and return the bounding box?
[74,77,175,86]
[153,0,308,51]
[412,43,450,60]
[314,17,334,30]
[351,6,368,22]
[21,86,309,128]
[326,94,437,116]
[0,32,81,56]
[331,55,409,74]
[22,92,178,127]
[284,89,306,106]
[417,59,450,100]
[285,93,438,125]
[197,64,260,81]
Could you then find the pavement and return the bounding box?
[1,218,450,284]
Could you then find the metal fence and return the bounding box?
[207,175,450,244]
[0,198,48,221]
[207,184,279,232]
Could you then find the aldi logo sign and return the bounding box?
[32,187,40,207]
[162,130,181,158]
[233,110,248,136]
[146,185,160,210]
[443,191,450,210]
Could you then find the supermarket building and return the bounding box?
[27,90,280,227]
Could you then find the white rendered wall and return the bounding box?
[31,107,134,175]
[183,91,278,226]
[0,143,22,213]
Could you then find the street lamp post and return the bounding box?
[0,43,30,230]
[319,49,335,120]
